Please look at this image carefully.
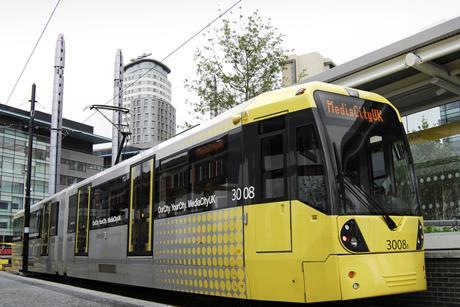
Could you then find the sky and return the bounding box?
[1,0,459,140]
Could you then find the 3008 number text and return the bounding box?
[231,186,255,201]
[386,239,408,250]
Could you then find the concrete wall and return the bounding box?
[59,148,103,191]
[282,52,335,87]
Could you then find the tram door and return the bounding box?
[128,157,154,256]
[75,185,91,256]
[247,115,292,253]
[41,202,51,256]
[49,202,59,254]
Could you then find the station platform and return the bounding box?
[0,271,168,307]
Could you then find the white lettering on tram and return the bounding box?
[157,195,218,215]
[92,214,123,227]
[187,195,217,209]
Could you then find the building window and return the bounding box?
[3,137,14,151]
[0,202,9,210]
[0,177,13,193]
[12,182,23,194]
[2,156,13,173]
[68,161,86,172]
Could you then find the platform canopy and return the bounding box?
[302,17,460,117]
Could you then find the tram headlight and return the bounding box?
[416,221,424,250]
[340,219,369,252]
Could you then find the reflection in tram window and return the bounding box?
[75,185,91,256]
[29,210,41,239]
[261,134,285,200]
[67,194,77,233]
[91,175,129,230]
[129,159,152,255]
[50,202,59,236]
[41,202,50,256]
[296,126,327,212]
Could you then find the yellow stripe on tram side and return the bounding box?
[147,159,154,252]
[75,190,81,254]
[85,186,91,254]
[128,167,134,253]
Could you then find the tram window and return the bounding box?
[12,216,23,242]
[191,156,227,212]
[67,194,77,233]
[50,202,59,236]
[296,126,327,212]
[29,210,41,239]
[90,175,129,229]
[371,149,386,184]
[189,136,228,211]
[261,134,285,200]
[156,136,230,219]
[109,175,129,225]
[129,159,153,255]
[41,202,50,256]
[371,142,392,195]
[158,165,189,218]
[91,183,109,229]
[76,185,91,256]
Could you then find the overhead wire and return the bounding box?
[81,0,242,124]
[5,0,62,105]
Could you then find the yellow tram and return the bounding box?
[12,82,426,303]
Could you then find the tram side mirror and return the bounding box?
[393,143,405,161]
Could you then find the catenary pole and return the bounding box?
[22,83,36,274]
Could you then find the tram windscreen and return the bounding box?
[314,91,420,216]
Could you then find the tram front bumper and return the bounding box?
[337,251,426,300]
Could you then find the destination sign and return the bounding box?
[324,99,384,123]
[190,137,227,162]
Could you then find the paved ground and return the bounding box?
[0,271,168,307]
[0,271,405,307]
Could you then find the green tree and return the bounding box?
[185,10,289,118]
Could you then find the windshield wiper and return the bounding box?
[342,175,398,230]
[333,142,397,231]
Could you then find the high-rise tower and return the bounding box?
[48,33,65,195]
[123,56,175,148]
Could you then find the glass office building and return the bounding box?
[0,127,49,238]
[0,103,110,242]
